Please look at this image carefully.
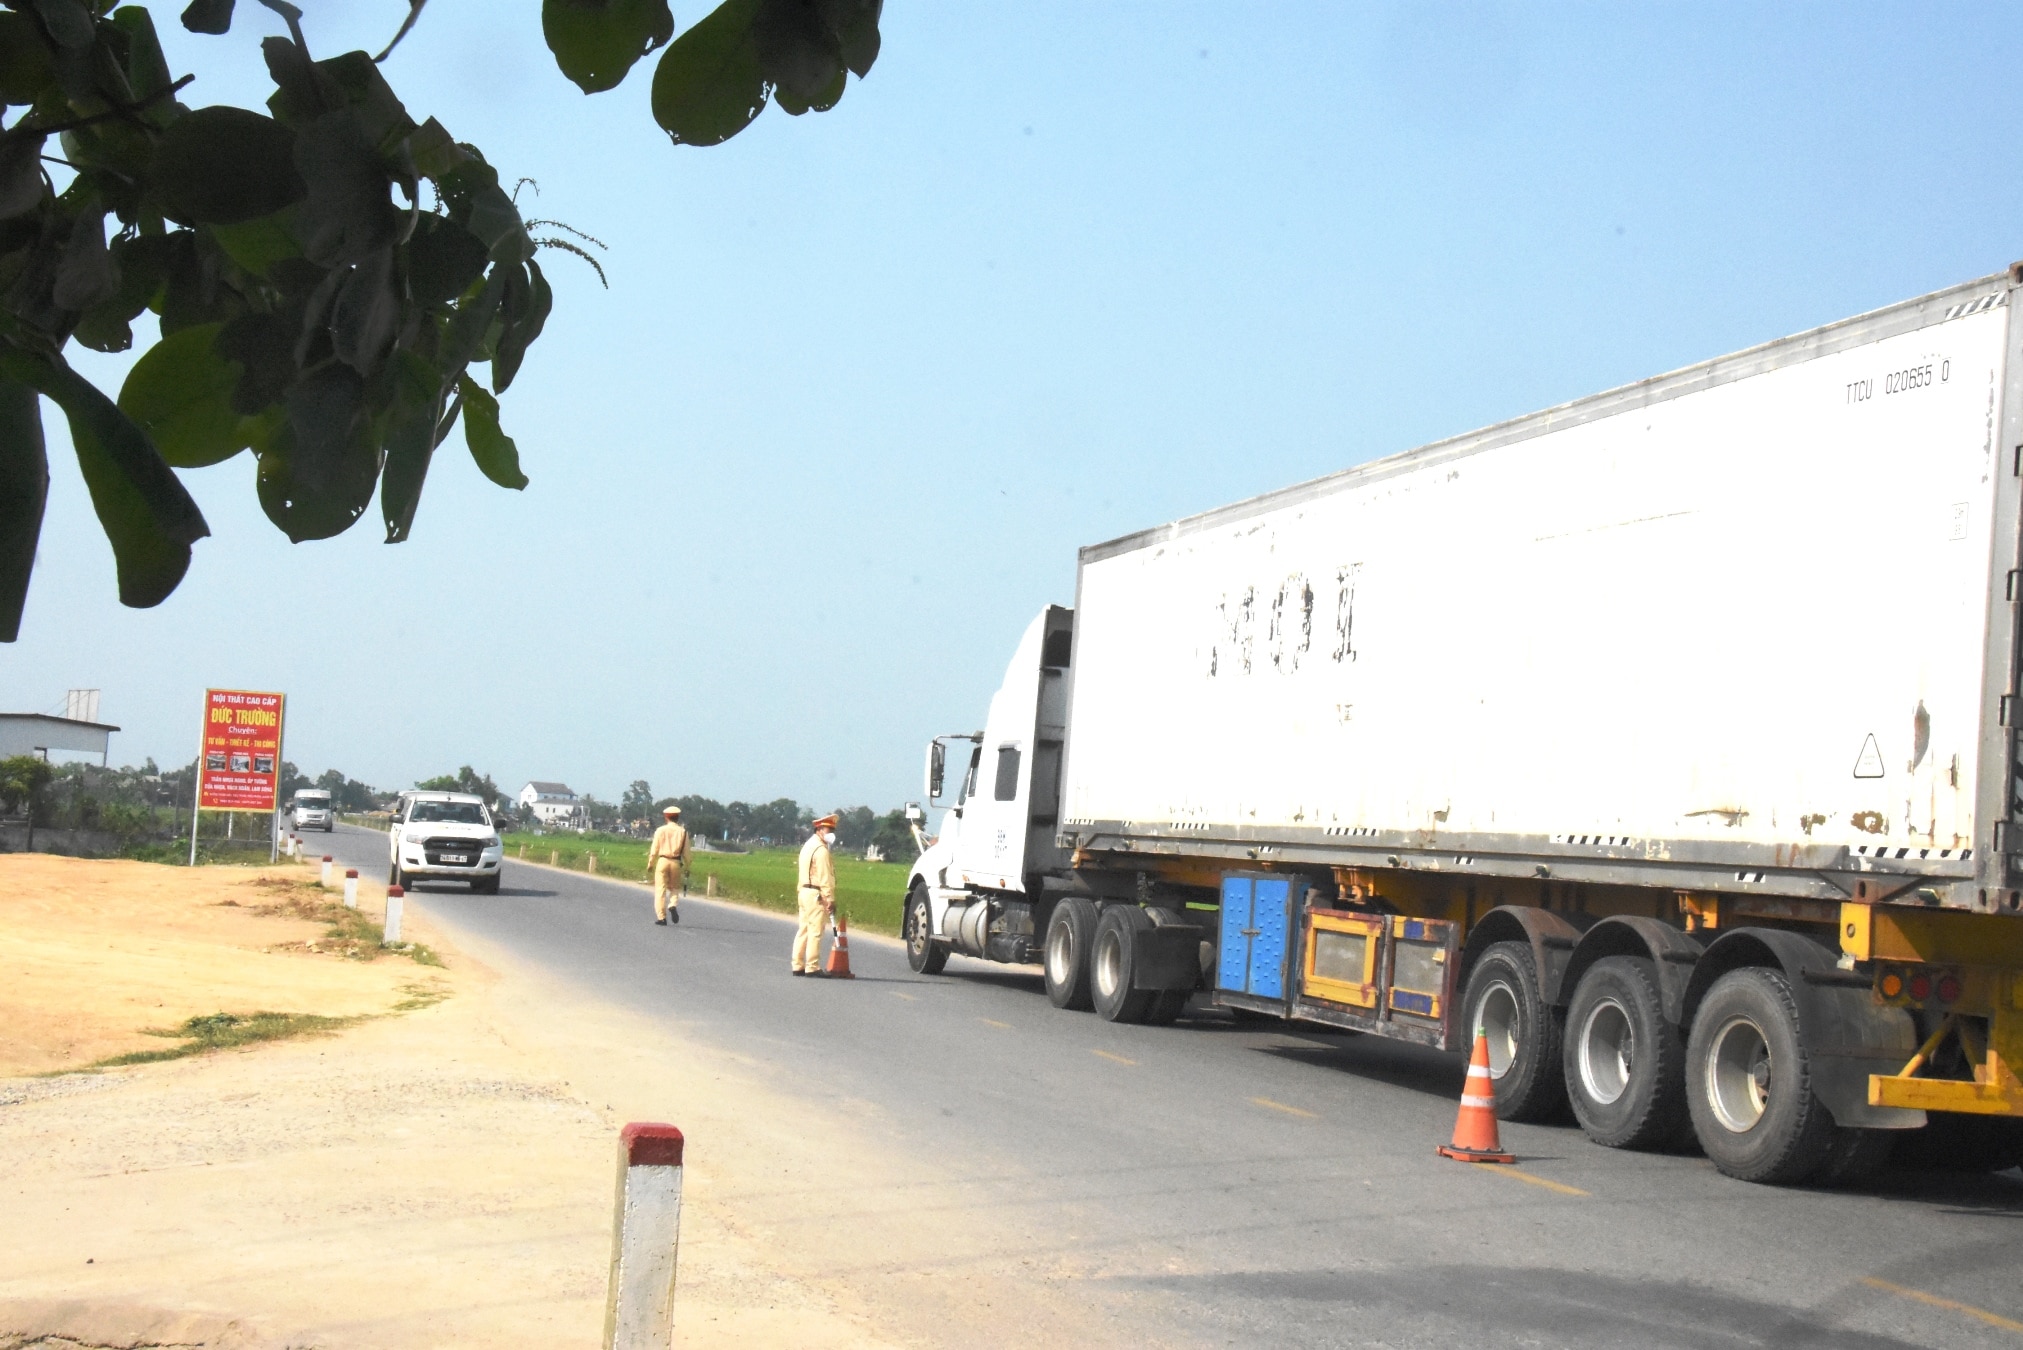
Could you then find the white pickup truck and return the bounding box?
[388,791,503,893]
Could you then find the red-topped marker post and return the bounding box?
[603,1122,685,1349]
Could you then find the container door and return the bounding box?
[1248,877,1292,1000]
[1216,875,1254,993]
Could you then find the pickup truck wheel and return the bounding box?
[1685,967,1839,1184]
[1044,897,1097,1010]
[1563,956,1688,1150]
[472,873,500,895]
[1092,906,1156,1023]
[904,887,948,975]
[1461,941,1567,1123]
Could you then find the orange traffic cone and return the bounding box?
[1437,1030,1515,1163]
[823,913,856,979]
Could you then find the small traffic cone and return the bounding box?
[823,913,856,979]
[1437,1030,1515,1163]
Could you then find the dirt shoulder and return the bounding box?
[0,857,1119,1350]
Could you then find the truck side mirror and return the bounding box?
[926,741,945,802]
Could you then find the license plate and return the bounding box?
[443,854,469,864]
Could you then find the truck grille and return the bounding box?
[423,837,483,866]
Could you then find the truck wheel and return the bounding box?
[1144,989,1190,1026]
[1461,941,1567,1122]
[904,887,948,975]
[1045,897,1097,1010]
[1685,967,1839,1184]
[1091,906,1156,1024]
[472,873,500,895]
[1563,956,1688,1150]
[1814,1126,1896,1187]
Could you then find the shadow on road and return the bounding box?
[1253,1037,1467,1104]
[1122,1263,1926,1349]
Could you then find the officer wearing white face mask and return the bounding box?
[793,813,840,976]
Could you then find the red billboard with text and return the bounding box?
[197,689,286,811]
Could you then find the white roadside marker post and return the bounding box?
[603,1122,685,1350]
[343,868,359,908]
[384,885,404,945]
[320,855,333,887]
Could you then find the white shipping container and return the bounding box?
[1061,274,2023,908]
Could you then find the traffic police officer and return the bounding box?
[793,813,839,975]
[647,804,691,925]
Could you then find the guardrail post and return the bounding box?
[589,852,599,875]
[320,855,333,886]
[603,1122,684,1350]
[384,885,404,944]
[343,868,359,908]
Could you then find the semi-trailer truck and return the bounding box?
[903,266,2023,1185]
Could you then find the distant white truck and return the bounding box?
[905,267,2023,1184]
[288,788,334,832]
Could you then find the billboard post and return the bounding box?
[192,689,286,865]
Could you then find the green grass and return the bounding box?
[233,876,443,966]
[501,832,912,935]
[87,1011,363,1067]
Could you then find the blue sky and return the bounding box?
[7,2,2023,810]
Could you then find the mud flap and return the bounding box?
[1795,977,1927,1130]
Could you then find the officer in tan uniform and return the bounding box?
[647,804,692,926]
[792,813,839,975]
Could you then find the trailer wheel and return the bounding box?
[1563,956,1688,1150]
[1044,897,1097,1010]
[904,886,948,975]
[1814,1126,1896,1187]
[1091,907,1156,1024]
[1685,967,1839,1184]
[1461,941,1567,1122]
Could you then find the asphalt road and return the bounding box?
[317,825,2023,1348]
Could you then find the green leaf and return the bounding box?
[290,108,397,265]
[30,0,94,51]
[651,0,770,148]
[407,213,488,307]
[109,7,177,121]
[0,374,48,642]
[458,375,526,490]
[116,322,253,468]
[150,106,306,226]
[0,131,46,220]
[773,63,844,116]
[258,362,378,542]
[205,207,302,278]
[438,265,506,379]
[0,13,59,107]
[752,0,843,105]
[544,0,676,94]
[491,258,551,394]
[379,348,445,542]
[821,0,881,77]
[180,0,236,35]
[0,346,210,609]
[53,208,115,311]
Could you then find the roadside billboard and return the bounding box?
[196,689,286,812]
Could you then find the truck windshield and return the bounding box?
[410,801,488,825]
[295,794,330,806]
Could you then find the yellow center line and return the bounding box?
[1250,1096,1318,1119]
[1863,1277,2023,1334]
[891,992,917,1001]
[1468,1161,1589,1197]
[979,1018,1011,1029]
[1091,1049,1137,1066]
